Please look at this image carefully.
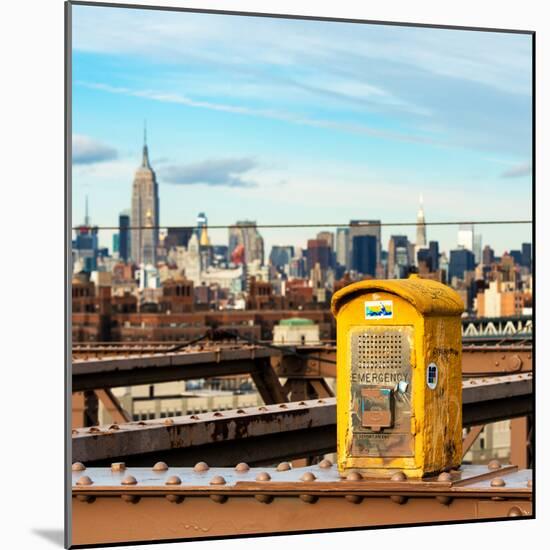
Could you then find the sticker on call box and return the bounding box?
[365,300,393,319]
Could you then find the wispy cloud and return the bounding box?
[160,157,259,188]
[501,161,532,178]
[78,81,443,147]
[73,134,118,164]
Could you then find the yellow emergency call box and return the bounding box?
[331,275,464,478]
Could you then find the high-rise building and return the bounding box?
[118,211,130,262]
[335,227,349,268]
[521,243,532,269]
[352,235,377,276]
[473,234,482,265]
[387,235,410,278]
[197,212,211,247]
[306,239,331,274]
[73,198,99,272]
[509,250,523,266]
[449,248,475,282]
[164,227,193,250]
[457,224,474,251]
[317,231,334,249]
[270,246,294,270]
[416,195,427,247]
[112,234,120,255]
[349,220,381,266]
[228,221,264,265]
[131,125,159,266]
[417,241,440,272]
[429,241,440,271]
[482,245,495,266]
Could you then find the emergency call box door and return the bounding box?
[349,326,414,457]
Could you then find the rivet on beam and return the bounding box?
[111,462,126,472]
[488,459,501,470]
[194,462,209,472]
[301,472,316,482]
[300,494,318,504]
[276,462,291,472]
[437,472,452,482]
[165,476,182,486]
[153,461,169,471]
[235,462,250,472]
[256,472,271,482]
[508,506,523,517]
[345,495,363,504]
[121,475,138,485]
[346,471,363,481]
[72,462,86,472]
[319,459,333,469]
[76,475,93,486]
[209,475,226,486]
[391,471,407,482]
[255,494,274,504]
[490,477,506,487]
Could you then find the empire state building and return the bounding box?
[131,126,159,266]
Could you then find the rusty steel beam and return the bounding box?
[71,462,532,546]
[462,373,533,426]
[73,343,532,392]
[510,417,532,470]
[72,398,335,466]
[96,389,131,424]
[272,345,532,379]
[461,346,532,376]
[72,346,277,392]
[73,374,532,466]
[462,425,485,458]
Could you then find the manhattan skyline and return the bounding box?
[71,5,532,255]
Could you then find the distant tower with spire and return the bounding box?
[84,195,90,226]
[416,194,427,248]
[131,121,159,266]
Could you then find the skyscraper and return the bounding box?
[118,211,130,262]
[352,235,377,276]
[416,195,427,247]
[196,212,211,246]
[449,248,475,282]
[521,243,532,269]
[388,235,410,278]
[473,234,482,265]
[228,221,264,265]
[306,239,331,273]
[270,246,294,270]
[131,125,159,266]
[482,245,495,266]
[335,227,349,268]
[457,224,474,251]
[348,220,381,266]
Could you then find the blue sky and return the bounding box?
[71,5,533,256]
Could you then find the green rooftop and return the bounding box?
[279,318,314,326]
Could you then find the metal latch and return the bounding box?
[361,387,394,432]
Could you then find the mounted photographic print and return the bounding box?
[66,1,534,547]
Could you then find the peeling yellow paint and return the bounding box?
[332,275,464,478]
